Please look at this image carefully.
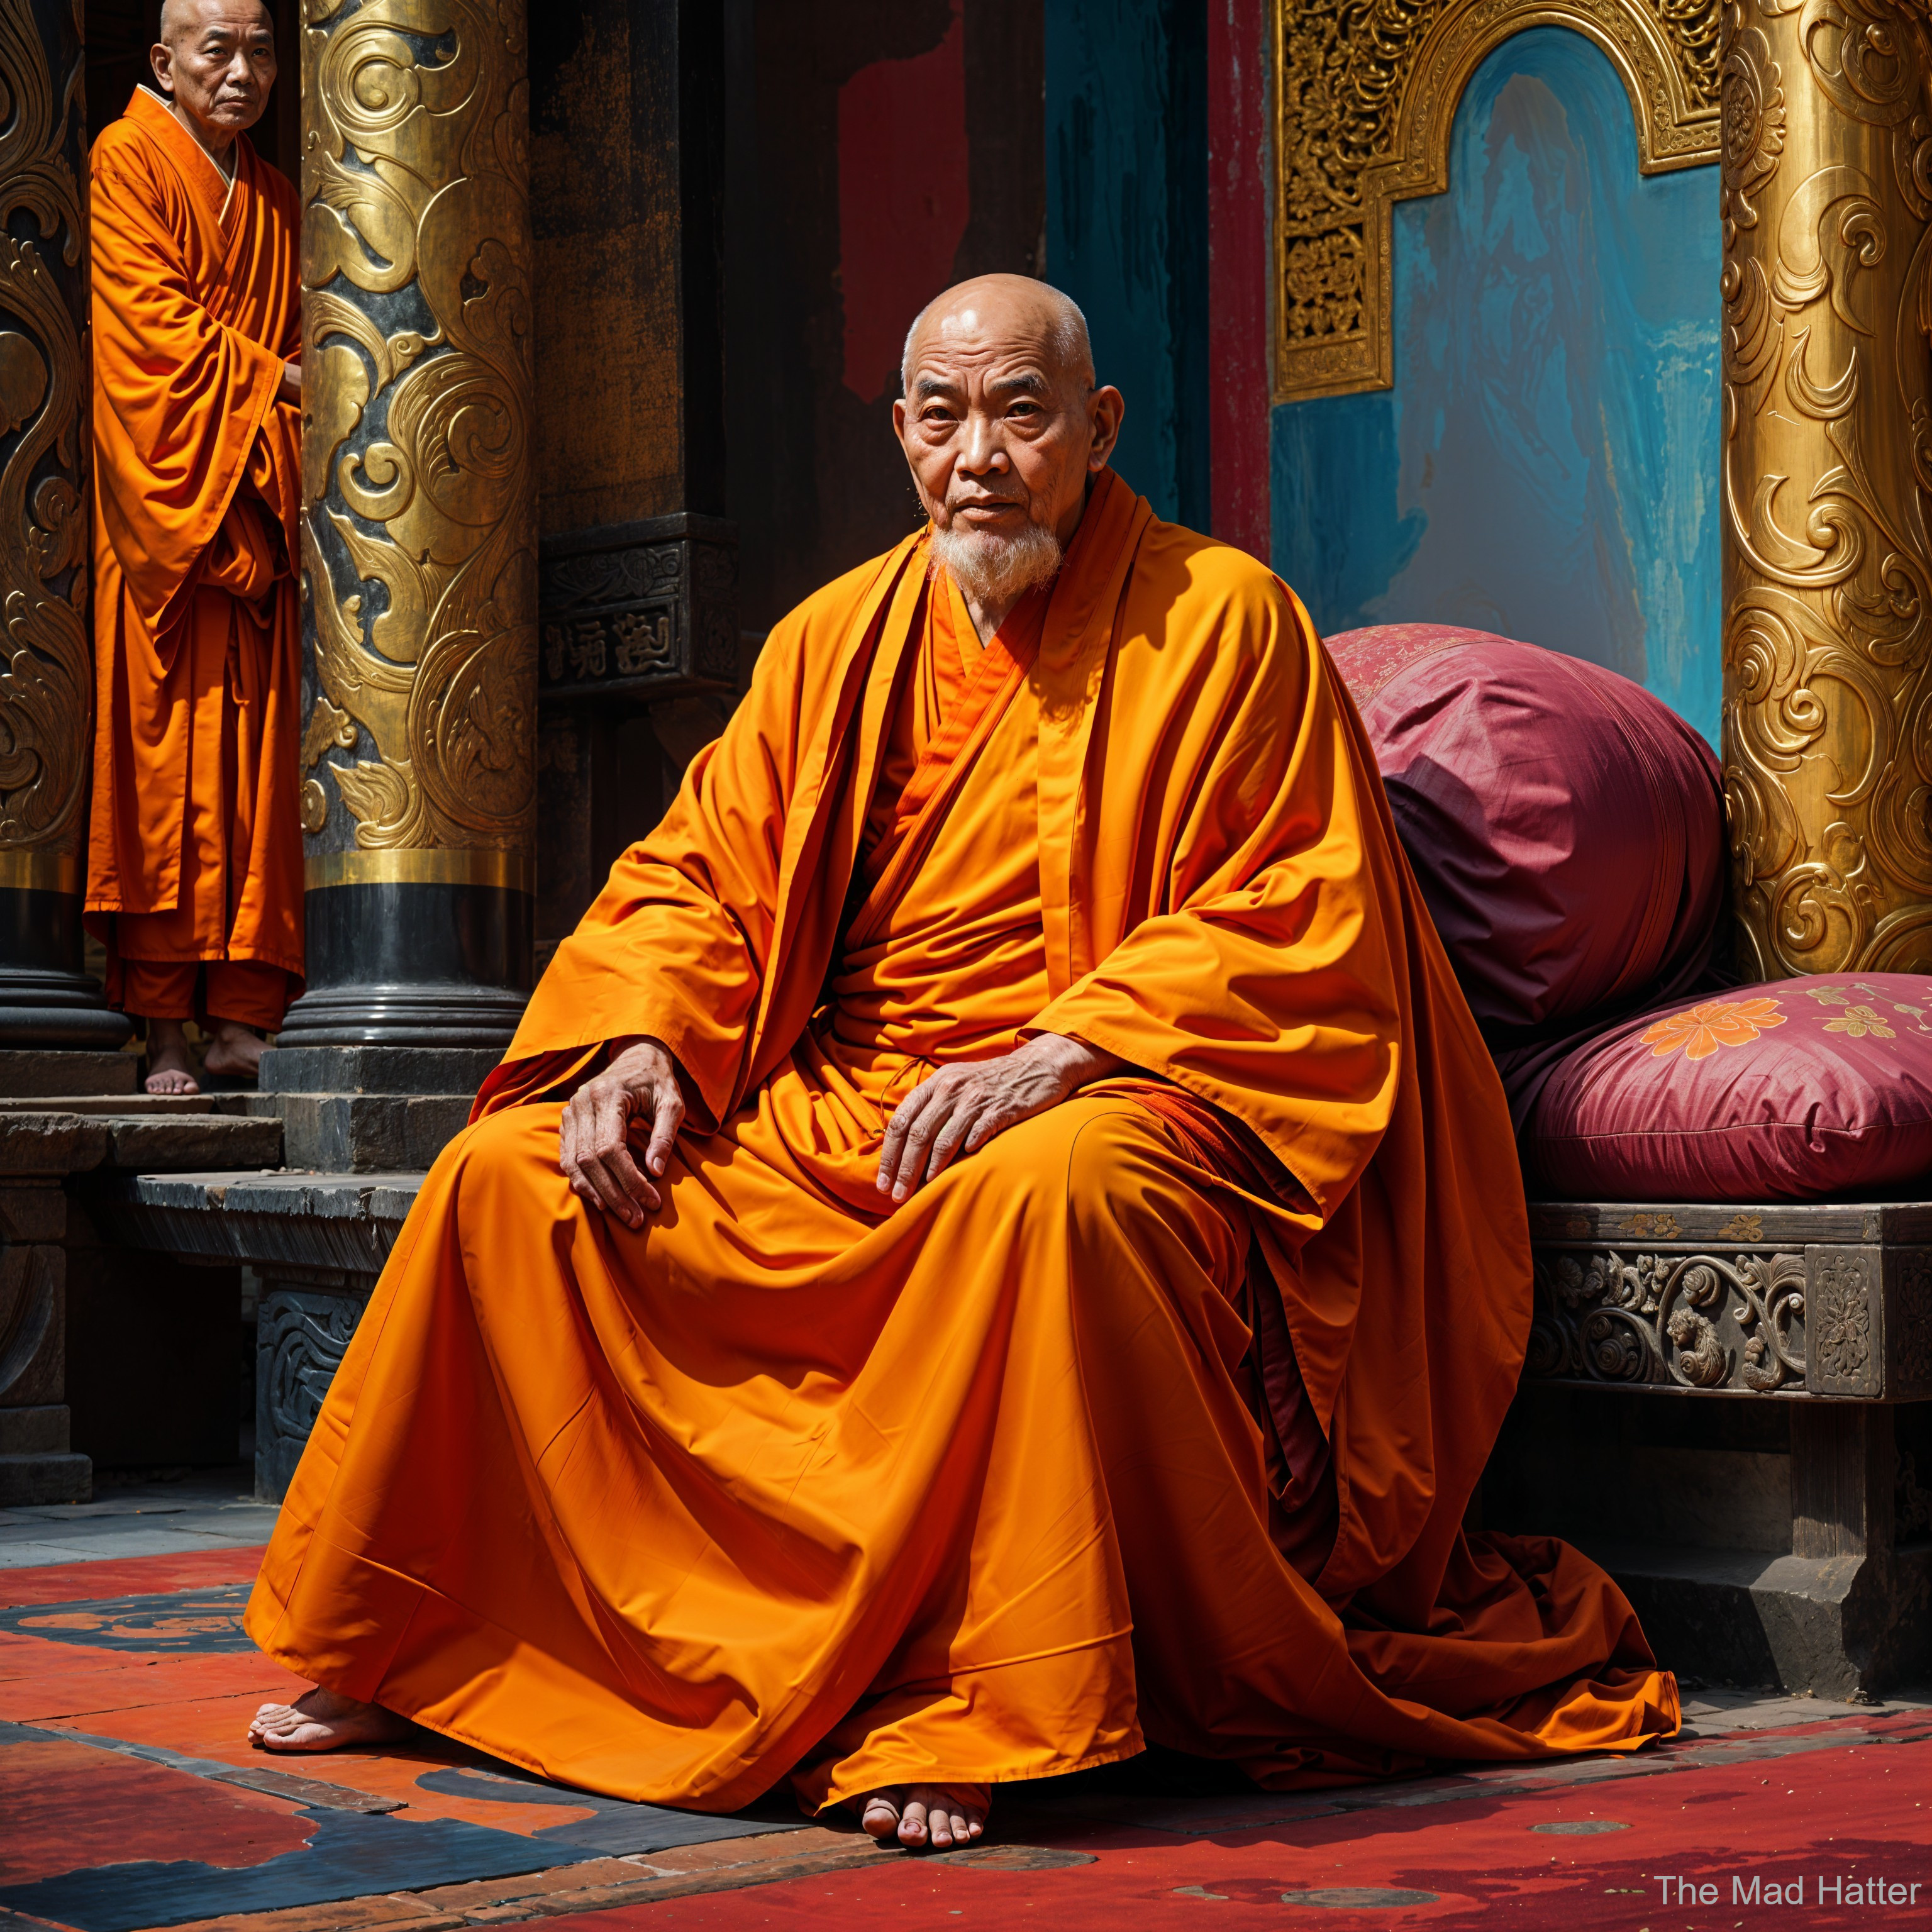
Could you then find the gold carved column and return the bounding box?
[280,0,536,1048]
[0,0,126,1049]
[1722,0,1932,975]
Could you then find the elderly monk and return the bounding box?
[245,275,1675,1849]
[86,0,303,1095]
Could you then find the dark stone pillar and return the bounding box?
[529,0,738,953]
[0,0,130,1053]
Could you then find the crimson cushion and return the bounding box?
[1326,624,1724,1036]
[1526,975,1932,1201]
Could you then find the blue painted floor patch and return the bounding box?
[0,1806,606,1932]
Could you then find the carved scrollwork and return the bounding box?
[298,0,535,860]
[1721,0,1932,976]
[1527,1246,1807,1391]
[1272,0,1721,402]
[264,1289,361,1442]
[0,0,86,868]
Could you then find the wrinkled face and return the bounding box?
[153,0,277,139]
[894,296,1120,554]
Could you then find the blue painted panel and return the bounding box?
[1046,0,1210,526]
[1272,28,1721,740]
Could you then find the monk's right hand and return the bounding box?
[559,1037,686,1229]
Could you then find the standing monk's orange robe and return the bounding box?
[86,89,303,1029]
[248,470,1676,1809]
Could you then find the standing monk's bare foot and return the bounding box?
[143,1018,200,1095]
[201,1020,265,1080]
[249,1686,411,1753]
[858,1784,988,1850]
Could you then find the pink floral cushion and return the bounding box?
[1326,625,1724,1036]
[1526,975,1932,1201]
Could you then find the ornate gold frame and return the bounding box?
[1272,0,1722,404]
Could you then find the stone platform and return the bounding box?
[1496,1199,1932,1699]
[86,1170,423,1501]
[0,1100,285,1507]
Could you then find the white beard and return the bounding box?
[928,517,1063,611]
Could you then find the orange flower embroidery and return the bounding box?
[1643,997,1787,1062]
[1824,1005,1896,1039]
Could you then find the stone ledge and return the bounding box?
[0,1094,249,1116]
[0,1404,69,1454]
[247,1091,472,1173]
[259,1045,502,1096]
[0,1050,136,1099]
[0,1450,90,1507]
[0,1111,284,1176]
[1584,1536,1932,1699]
[86,1169,425,1276]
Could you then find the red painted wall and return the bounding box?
[838,3,972,404]
[1207,0,1270,562]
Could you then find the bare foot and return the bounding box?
[249,1685,411,1753]
[143,1018,200,1096]
[201,1019,265,1080]
[858,1784,988,1850]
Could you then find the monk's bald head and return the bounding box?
[894,275,1124,626]
[153,0,277,152]
[901,275,1096,402]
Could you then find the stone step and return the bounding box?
[0,1050,138,1099]
[0,1094,233,1116]
[0,1111,284,1175]
[0,1405,70,1454]
[0,1450,91,1507]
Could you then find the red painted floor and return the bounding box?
[0,1548,1926,1932]
[586,1735,1931,1929]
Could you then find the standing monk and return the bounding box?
[247,279,1675,1848]
[86,0,303,1094]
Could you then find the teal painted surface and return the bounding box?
[1272,28,1721,740]
[1046,0,1209,526]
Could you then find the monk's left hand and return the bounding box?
[876,1033,1124,1205]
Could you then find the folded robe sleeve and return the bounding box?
[481,555,910,1126]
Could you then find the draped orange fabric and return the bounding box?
[84,90,303,1019]
[248,472,1676,1809]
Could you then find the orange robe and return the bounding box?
[85,89,303,1027]
[248,471,1675,1809]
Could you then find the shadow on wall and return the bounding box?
[1046,0,1210,531]
[1273,27,1721,743]
[724,0,1046,634]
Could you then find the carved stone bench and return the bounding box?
[1496,1201,1932,1699]
[84,1170,423,1502]
[0,1101,285,1502]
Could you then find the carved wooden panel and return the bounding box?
[1272,0,1719,402]
[0,0,88,889]
[1804,1245,1881,1396]
[1527,1205,1932,1398]
[1529,1245,1807,1392]
[1883,1246,1932,1399]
